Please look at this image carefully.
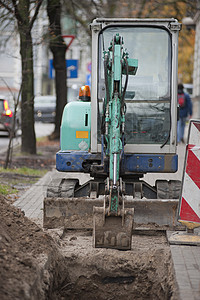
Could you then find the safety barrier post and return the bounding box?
[168,119,200,245]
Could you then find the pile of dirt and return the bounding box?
[0,139,179,299]
[0,191,179,299]
[0,194,66,300]
[0,140,66,299]
[0,192,178,300]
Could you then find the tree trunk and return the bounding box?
[47,0,67,139]
[19,29,36,154]
[0,0,43,154]
[53,48,67,137]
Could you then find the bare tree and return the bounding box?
[63,0,197,84]
[47,0,67,139]
[62,0,117,37]
[0,0,43,154]
[63,0,196,23]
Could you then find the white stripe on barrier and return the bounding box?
[182,172,200,218]
[178,119,200,227]
[191,146,200,161]
[189,122,200,146]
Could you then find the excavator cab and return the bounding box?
[44,19,182,250]
[91,19,181,165]
[98,26,170,147]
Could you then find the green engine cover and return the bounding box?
[60,101,91,151]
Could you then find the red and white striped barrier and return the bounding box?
[178,120,200,229]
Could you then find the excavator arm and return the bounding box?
[93,33,138,250]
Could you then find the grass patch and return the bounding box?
[36,135,60,147]
[0,184,18,196]
[13,151,42,157]
[0,167,48,196]
[0,167,47,177]
[36,136,48,143]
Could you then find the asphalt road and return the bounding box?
[0,122,54,154]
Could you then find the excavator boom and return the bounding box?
[93,33,138,249]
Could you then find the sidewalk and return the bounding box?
[14,167,200,300]
[14,171,53,226]
[170,242,200,300]
[14,169,90,226]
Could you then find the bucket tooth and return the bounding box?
[93,207,134,250]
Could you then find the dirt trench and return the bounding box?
[49,229,178,300]
[0,195,178,300]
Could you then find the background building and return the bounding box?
[0,20,21,100]
[0,8,91,102]
[193,5,200,118]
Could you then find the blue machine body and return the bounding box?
[56,150,178,173]
[57,100,178,174]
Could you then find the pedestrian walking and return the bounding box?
[177,83,193,143]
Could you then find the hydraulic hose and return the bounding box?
[121,57,129,108]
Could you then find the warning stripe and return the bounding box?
[182,172,200,218]
[189,122,200,145]
[193,122,200,132]
[179,197,200,223]
[186,146,200,190]
[179,121,200,225]
[187,144,195,150]
[190,146,200,161]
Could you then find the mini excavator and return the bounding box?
[44,18,182,250]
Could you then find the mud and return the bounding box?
[0,194,178,300]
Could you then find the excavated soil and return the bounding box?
[0,194,63,300]
[0,193,178,299]
[50,229,178,300]
[0,140,179,299]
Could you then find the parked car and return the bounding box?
[0,97,21,135]
[34,95,56,123]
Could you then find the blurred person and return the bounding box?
[177,83,193,143]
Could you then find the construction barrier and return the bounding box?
[178,119,200,229]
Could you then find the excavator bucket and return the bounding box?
[93,207,134,250]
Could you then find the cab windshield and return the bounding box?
[98,26,172,145]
